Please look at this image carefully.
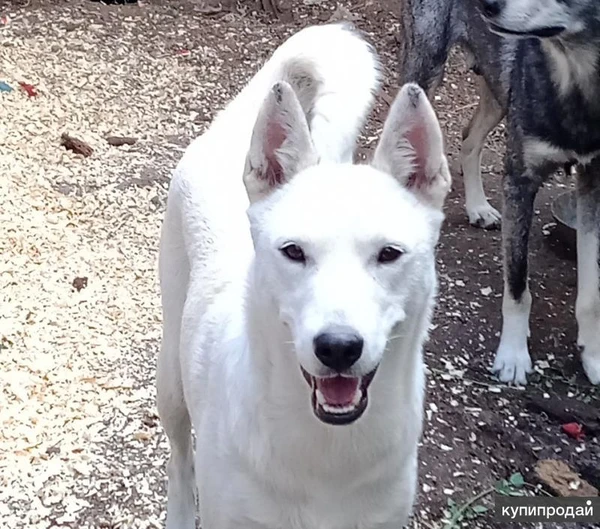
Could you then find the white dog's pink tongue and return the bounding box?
[316,376,359,406]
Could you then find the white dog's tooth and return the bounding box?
[316,389,326,405]
[322,403,356,414]
[352,388,363,406]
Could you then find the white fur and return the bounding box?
[523,137,600,168]
[494,2,600,101]
[491,2,599,102]
[499,139,600,387]
[460,80,503,228]
[493,0,585,35]
[494,286,533,386]
[157,24,451,529]
[542,41,600,102]
[576,209,600,385]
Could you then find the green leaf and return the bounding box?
[450,505,461,516]
[494,480,510,495]
[509,473,525,488]
[472,505,489,514]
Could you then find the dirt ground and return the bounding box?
[0,1,598,528]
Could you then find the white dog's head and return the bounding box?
[478,0,591,38]
[243,82,450,425]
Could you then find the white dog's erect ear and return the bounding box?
[244,81,318,203]
[372,83,451,210]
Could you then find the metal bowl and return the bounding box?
[550,190,577,252]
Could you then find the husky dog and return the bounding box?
[399,0,600,386]
[157,23,452,529]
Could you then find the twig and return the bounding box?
[524,483,552,497]
[429,367,525,391]
[453,102,479,112]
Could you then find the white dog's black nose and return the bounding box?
[480,0,504,18]
[314,327,363,372]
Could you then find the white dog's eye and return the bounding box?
[377,246,404,264]
[280,243,306,264]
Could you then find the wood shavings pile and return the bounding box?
[0,1,278,526]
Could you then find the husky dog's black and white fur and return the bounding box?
[399,0,600,386]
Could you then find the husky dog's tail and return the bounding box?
[398,0,458,97]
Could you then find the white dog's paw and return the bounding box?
[582,348,600,385]
[467,202,501,230]
[492,345,532,386]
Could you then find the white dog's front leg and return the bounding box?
[165,442,196,529]
[576,165,600,385]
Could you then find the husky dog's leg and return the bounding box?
[575,161,600,385]
[461,79,504,229]
[492,138,541,385]
[157,201,196,529]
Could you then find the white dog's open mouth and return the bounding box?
[301,368,378,425]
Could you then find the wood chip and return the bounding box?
[72,276,88,292]
[328,5,361,23]
[61,133,93,157]
[106,136,138,147]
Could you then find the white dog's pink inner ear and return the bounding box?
[406,122,429,189]
[264,120,286,185]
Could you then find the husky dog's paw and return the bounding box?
[467,203,501,230]
[582,348,600,385]
[492,345,532,386]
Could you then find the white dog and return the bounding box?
[157,23,451,529]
